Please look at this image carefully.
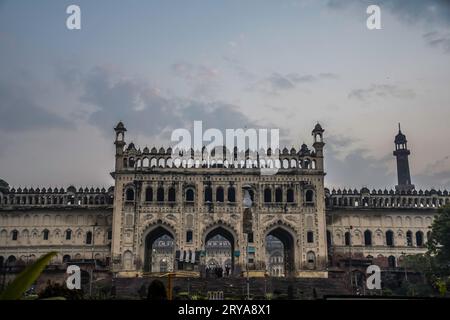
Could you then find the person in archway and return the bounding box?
[225,265,230,277]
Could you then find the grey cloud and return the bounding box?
[171,62,219,81]
[348,84,415,101]
[268,73,297,90]
[64,66,259,142]
[324,135,396,189]
[171,62,220,98]
[423,31,450,53]
[222,55,258,81]
[0,80,73,132]
[415,155,450,189]
[252,72,338,95]
[318,73,340,80]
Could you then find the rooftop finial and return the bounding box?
[398,122,401,132]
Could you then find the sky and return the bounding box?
[0,0,450,190]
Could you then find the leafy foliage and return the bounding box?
[428,205,450,266]
[38,281,83,300]
[402,205,450,296]
[0,252,57,300]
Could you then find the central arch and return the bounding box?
[203,225,236,276]
[265,226,295,277]
[143,225,175,272]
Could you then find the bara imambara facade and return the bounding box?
[0,122,449,279]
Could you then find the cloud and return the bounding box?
[250,72,339,95]
[324,135,396,189]
[423,31,450,53]
[0,80,73,132]
[222,55,258,81]
[348,84,415,101]
[61,65,259,144]
[171,62,219,81]
[415,155,450,189]
[171,62,220,98]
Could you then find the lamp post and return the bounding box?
[89,222,98,297]
[347,225,353,292]
[401,251,408,282]
[242,187,253,300]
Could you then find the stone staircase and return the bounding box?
[114,272,351,299]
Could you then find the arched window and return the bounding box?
[364,230,372,246]
[12,230,18,241]
[227,187,236,202]
[264,188,272,203]
[185,189,194,202]
[204,186,212,202]
[157,187,164,202]
[186,230,193,243]
[388,256,396,268]
[168,187,176,202]
[126,188,135,201]
[66,229,72,240]
[416,231,424,247]
[307,231,314,243]
[326,230,332,248]
[307,251,316,269]
[43,229,49,241]
[406,231,413,246]
[345,232,351,246]
[63,255,71,263]
[275,188,282,203]
[216,187,224,202]
[287,189,294,203]
[107,230,112,240]
[145,187,153,202]
[386,230,394,246]
[86,231,92,244]
[305,190,314,203]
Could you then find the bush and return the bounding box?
[146,280,167,300]
[38,281,84,300]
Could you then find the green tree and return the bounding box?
[428,205,450,268]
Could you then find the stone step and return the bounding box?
[113,273,351,299]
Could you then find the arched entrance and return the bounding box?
[265,226,295,277]
[144,226,175,272]
[204,226,235,277]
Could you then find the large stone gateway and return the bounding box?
[110,122,329,278]
[1,122,447,291]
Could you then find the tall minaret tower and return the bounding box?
[393,123,414,191]
[114,121,127,171]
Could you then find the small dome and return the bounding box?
[299,143,310,156]
[127,142,136,151]
[395,131,407,144]
[313,123,324,132]
[395,124,407,144]
[114,121,126,131]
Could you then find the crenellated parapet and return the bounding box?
[325,187,450,210]
[113,122,326,173]
[0,183,114,209]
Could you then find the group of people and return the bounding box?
[205,265,231,278]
